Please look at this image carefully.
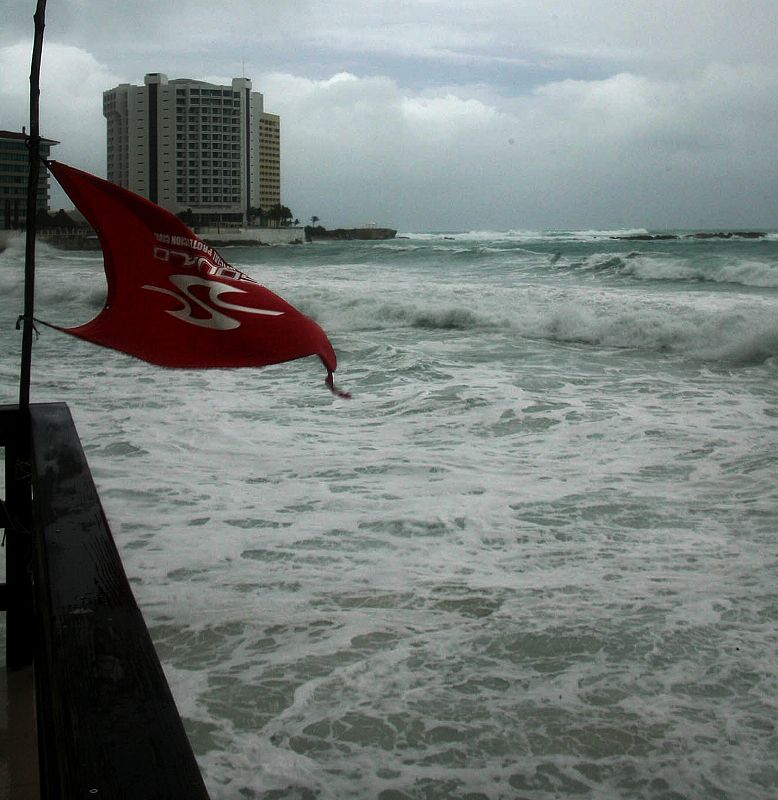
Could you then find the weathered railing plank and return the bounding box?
[29,402,210,799]
[1,404,35,668]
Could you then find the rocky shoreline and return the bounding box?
[304,225,396,242]
[612,231,767,241]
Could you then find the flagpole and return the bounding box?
[19,0,47,411]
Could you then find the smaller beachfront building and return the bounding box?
[259,112,280,211]
[0,129,59,229]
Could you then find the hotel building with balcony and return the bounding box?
[103,73,281,227]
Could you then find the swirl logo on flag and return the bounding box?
[143,275,284,330]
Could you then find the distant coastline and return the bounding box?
[0,226,306,252]
[2,227,772,256]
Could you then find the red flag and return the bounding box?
[46,161,349,395]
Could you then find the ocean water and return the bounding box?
[1,230,777,799]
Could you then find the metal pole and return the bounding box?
[7,0,48,671]
[19,0,48,411]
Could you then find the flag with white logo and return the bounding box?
[47,162,348,395]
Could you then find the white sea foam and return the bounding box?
[2,232,777,799]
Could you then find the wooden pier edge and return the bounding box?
[3,402,210,798]
[1,404,35,669]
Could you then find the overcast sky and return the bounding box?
[2,0,777,231]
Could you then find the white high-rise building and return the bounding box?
[103,73,280,226]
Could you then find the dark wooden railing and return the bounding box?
[2,402,210,798]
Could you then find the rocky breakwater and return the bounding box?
[305,225,396,242]
[612,231,767,241]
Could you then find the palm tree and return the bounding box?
[311,215,320,227]
[267,204,293,227]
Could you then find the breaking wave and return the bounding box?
[560,252,778,288]
[400,228,652,243]
[329,286,778,366]
[523,302,778,365]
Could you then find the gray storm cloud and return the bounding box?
[2,0,776,229]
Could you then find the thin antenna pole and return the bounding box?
[19,0,48,411]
